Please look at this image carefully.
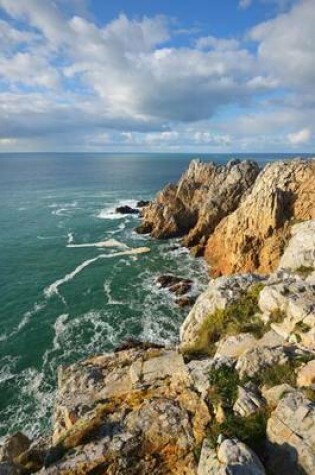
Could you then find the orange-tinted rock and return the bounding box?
[137,159,259,242]
[205,159,315,276]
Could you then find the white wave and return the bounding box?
[44,247,151,297]
[67,238,129,249]
[67,232,74,244]
[0,302,46,342]
[96,199,140,220]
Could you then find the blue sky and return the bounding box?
[0,0,314,152]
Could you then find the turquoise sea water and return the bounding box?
[0,152,312,439]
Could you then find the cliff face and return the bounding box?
[138,158,315,275]
[137,159,260,249]
[205,159,315,275]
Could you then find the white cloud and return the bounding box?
[251,0,315,90]
[0,0,314,151]
[288,128,311,145]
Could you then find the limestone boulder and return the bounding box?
[266,391,315,474]
[258,278,315,349]
[198,438,266,475]
[233,383,265,417]
[235,346,288,379]
[215,333,258,359]
[180,274,264,350]
[278,220,315,272]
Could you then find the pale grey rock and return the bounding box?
[187,357,234,398]
[257,329,284,348]
[235,346,288,379]
[233,383,265,417]
[258,279,315,350]
[198,438,266,475]
[278,220,315,272]
[261,383,295,407]
[180,274,265,348]
[215,333,258,359]
[266,391,315,475]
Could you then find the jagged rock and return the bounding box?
[296,360,315,388]
[215,333,258,359]
[175,296,197,308]
[115,205,139,215]
[180,274,264,350]
[205,159,315,276]
[46,348,210,474]
[235,346,288,379]
[136,200,150,208]
[258,278,315,350]
[0,433,31,464]
[261,383,295,407]
[197,438,266,475]
[278,220,315,272]
[266,391,315,475]
[137,159,259,241]
[156,274,193,297]
[233,383,265,417]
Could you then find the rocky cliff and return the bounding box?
[137,158,315,274]
[1,159,315,475]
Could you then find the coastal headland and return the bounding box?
[1,158,315,475]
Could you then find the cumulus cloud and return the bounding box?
[251,0,315,90]
[0,0,314,151]
[288,128,311,145]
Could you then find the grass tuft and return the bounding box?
[184,283,266,356]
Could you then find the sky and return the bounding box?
[0,0,314,153]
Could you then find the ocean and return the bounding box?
[0,152,312,439]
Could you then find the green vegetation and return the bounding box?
[208,364,239,410]
[295,321,311,333]
[295,265,314,278]
[207,364,269,456]
[269,308,286,323]
[184,283,266,356]
[208,410,269,455]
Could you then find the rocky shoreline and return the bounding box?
[1,158,315,475]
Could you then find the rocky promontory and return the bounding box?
[137,158,315,274]
[1,158,315,475]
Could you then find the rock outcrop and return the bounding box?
[205,159,315,275]
[44,348,210,474]
[197,438,266,475]
[137,158,315,275]
[266,391,315,475]
[136,159,259,247]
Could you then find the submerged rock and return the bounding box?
[115,205,139,215]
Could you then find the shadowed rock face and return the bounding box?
[136,159,260,245]
[205,159,315,276]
